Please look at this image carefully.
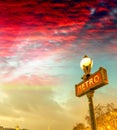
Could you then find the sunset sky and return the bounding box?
[0,0,117,130]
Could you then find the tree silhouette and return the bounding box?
[73,123,85,130]
[73,103,117,130]
[85,103,117,130]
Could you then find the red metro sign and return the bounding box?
[75,67,108,97]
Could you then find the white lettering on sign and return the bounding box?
[75,67,108,97]
[77,72,101,95]
[94,75,100,83]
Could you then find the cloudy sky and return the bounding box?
[0,0,117,130]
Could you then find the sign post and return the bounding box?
[75,67,108,97]
[75,56,108,130]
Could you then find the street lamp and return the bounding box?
[80,55,93,80]
[80,55,97,130]
[75,55,108,130]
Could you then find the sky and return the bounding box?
[0,0,117,130]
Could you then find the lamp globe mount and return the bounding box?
[80,55,93,80]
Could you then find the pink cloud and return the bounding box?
[0,0,116,83]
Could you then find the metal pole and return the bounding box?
[87,90,97,130]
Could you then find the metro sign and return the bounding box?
[75,67,108,97]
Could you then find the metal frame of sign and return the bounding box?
[75,67,108,97]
